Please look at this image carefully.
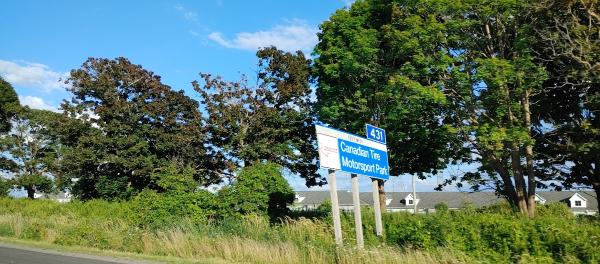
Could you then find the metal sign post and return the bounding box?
[351,173,364,249]
[371,178,383,236]
[365,124,386,237]
[328,169,343,245]
[315,124,390,246]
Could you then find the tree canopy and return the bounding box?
[314,0,470,209]
[530,0,600,209]
[61,57,223,200]
[0,77,20,133]
[195,47,320,185]
[314,0,570,216]
[0,108,59,198]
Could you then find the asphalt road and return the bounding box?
[0,243,159,264]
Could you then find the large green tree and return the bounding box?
[0,108,57,198]
[61,57,223,200]
[195,47,320,185]
[529,0,600,209]
[316,0,550,216]
[314,0,467,209]
[438,0,548,217]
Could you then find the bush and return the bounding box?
[129,189,218,228]
[317,199,332,212]
[0,178,10,197]
[434,202,448,214]
[536,202,574,219]
[366,209,599,263]
[55,222,111,249]
[219,162,294,220]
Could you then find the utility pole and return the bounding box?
[412,174,417,214]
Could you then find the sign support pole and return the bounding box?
[371,178,383,236]
[351,173,364,249]
[328,169,343,245]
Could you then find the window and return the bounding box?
[575,201,582,207]
[408,200,413,205]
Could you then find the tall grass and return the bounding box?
[2,198,597,263]
[0,198,469,264]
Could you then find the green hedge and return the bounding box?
[348,204,600,263]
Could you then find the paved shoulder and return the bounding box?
[0,243,161,264]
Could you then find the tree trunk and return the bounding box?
[26,187,35,199]
[506,87,529,216]
[378,180,386,211]
[480,149,519,207]
[525,145,536,218]
[522,92,536,218]
[511,147,529,215]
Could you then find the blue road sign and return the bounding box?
[337,138,389,180]
[366,124,386,144]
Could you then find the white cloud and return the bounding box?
[208,20,318,52]
[175,4,199,23]
[0,60,66,92]
[18,96,59,112]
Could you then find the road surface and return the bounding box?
[0,243,159,264]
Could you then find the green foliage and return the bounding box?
[536,203,574,219]
[129,189,217,228]
[434,202,449,213]
[314,0,466,180]
[317,199,332,212]
[316,0,557,214]
[529,0,600,215]
[194,47,320,185]
[0,77,19,133]
[377,210,598,263]
[128,165,219,228]
[0,198,598,263]
[0,108,58,198]
[0,177,10,197]
[219,162,294,220]
[61,57,222,200]
[155,163,198,194]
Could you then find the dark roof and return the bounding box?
[294,191,598,210]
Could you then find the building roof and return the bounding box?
[294,191,598,211]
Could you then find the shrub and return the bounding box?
[55,222,111,249]
[219,162,294,220]
[0,178,9,197]
[129,189,218,228]
[317,199,332,212]
[536,202,574,219]
[434,202,448,214]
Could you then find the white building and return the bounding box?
[292,191,598,215]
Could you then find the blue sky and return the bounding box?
[1,0,465,192]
